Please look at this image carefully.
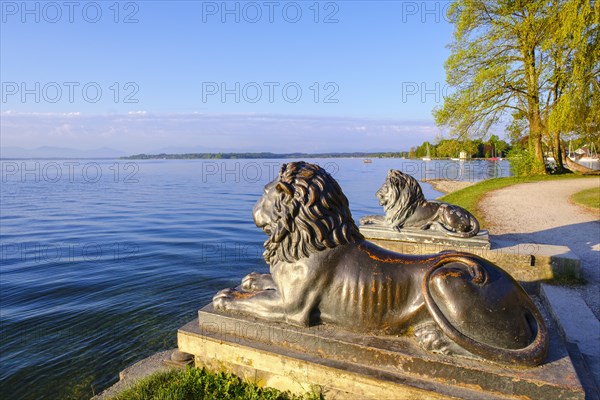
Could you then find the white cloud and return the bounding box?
[0,112,438,154]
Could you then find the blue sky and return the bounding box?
[1,1,455,154]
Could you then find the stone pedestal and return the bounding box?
[360,224,491,249]
[178,304,585,400]
[359,223,580,282]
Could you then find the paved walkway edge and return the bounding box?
[541,284,600,399]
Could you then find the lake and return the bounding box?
[0,158,511,399]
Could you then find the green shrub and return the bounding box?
[110,367,325,400]
[507,148,546,176]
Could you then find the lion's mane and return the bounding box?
[263,162,364,265]
[382,170,426,228]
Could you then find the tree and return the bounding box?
[545,0,599,171]
[415,141,433,158]
[436,139,462,158]
[435,0,599,175]
[455,139,476,158]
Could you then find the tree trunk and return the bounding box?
[523,41,547,175]
[552,132,565,172]
[528,109,547,174]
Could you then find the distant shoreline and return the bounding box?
[0,154,507,161]
[119,152,408,160]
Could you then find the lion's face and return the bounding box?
[377,170,424,227]
[376,172,405,211]
[253,181,277,236]
[252,180,282,241]
[252,162,363,265]
[375,175,403,209]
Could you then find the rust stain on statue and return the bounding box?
[438,270,463,279]
[232,291,256,299]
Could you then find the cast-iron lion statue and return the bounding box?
[360,169,480,237]
[213,162,547,366]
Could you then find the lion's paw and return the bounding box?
[212,288,235,311]
[413,322,452,355]
[419,223,433,231]
[242,272,275,292]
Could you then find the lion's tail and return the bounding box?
[440,214,480,238]
[422,254,548,367]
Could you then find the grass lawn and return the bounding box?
[439,173,593,227]
[108,367,324,400]
[571,187,600,210]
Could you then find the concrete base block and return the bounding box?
[177,304,585,400]
[360,224,491,249]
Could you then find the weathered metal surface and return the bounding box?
[211,161,548,366]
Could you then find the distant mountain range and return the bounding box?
[1,146,125,159]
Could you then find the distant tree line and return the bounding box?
[410,135,511,159]
[120,151,410,160]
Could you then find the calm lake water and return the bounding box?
[0,158,510,399]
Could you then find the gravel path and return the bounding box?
[480,178,600,318]
[427,179,476,194]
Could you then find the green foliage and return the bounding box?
[506,147,546,176]
[435,139,462,158]
[434,1,547,138]
[110,367,325,400]
[546,0,600,141]
[414,141,433,158]
[411,137,510,159]
[571,187,600,210]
